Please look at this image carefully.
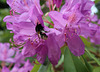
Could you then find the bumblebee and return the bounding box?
[35,23,48,40]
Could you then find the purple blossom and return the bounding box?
[11,59,33,72]
[0,43,15,62]
[4,0,61,65]
[3,0,99,66]
[98,20,100,24]
[90,27,100,45]
[7,0,42,14]
[48,10,85,56]
[14,50,25,64]
[2,66,10,72]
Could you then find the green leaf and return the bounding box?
[0,30,13,42]
[56,54,64,68]
[61,46,66,54]
[38,64,48,72]
[80,36,91,47]
[95,0,100,3]
[93,67,100,72]
[82,56,93,72]
[85,48,100,65]
[31,60,41,72]
[64,47,89,72]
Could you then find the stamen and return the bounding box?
[23,0,29,8]
[48,0,51,11]
[64,33,67,42]
[51,0,54,11]
[8,63,13,69]
[31,42,34,45]
[1,61,5,68]
[57,8,59,12]
[33,61,40,65]
[44,20,54,26]
[10,9,13,15]
[43,16,54,26]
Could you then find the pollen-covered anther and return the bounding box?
[64,33,67,41]
[75,29,77,33]
[33,61,40,65]
[72,33,73,36]
[31,42,34,45]
[78,25,80,29]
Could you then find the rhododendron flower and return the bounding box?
[11,60,33,72]
[90,27,100,45]
[4,0,62,65]
[3,0,100,67]
[0,43,15,62]
[98,20,100,24]
[2,66,10,72]
[49,11,85,56]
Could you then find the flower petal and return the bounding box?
[66,31,85,56]
[46,33,61,65]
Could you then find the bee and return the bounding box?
[35,23,48,40]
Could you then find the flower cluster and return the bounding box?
[0,43,33,72]
[3,0,100,65]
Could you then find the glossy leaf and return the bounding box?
[82,56,93,72]
[31,60,41,72]
[85,48,100,65]
[93,67,100,72]
[80,36,91,47]
[64,47,89,72]
[38,65,48,72]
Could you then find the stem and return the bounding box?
[90,50,100,58]
[49,0,51,11]
[23,0,29,8]
[43,16,54,26]
[57,8,59,12]
[8,63,13,69]
[44,20,54,26]
[10,10,12,15]
[1,61,5,68]
[51,0,54,11]
[0,68,1,72]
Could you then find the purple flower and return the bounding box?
[65,28,85,56]
[90,27,100,45]
[4,0,61,64]
[22,39,37,57]
[48,11,85,56]
[18,59,33,72]
[11,59,33,72]
[4,0,43,26]
[4,11,61,65]
[2,66,10,72]
[7,0,42,14]
[4,0,99,66]
[0,43,15,62]
[14,50,25,64]
[98,20,100,24]
[62,0,94,15]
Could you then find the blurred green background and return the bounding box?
[0,0,13,43]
